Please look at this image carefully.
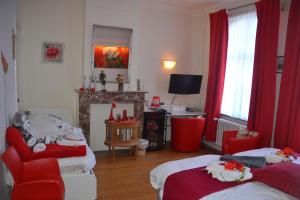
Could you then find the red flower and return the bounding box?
[112,102,117,109]
[46,47,59,58]
[224,161,245,172]
[277,147,294,158]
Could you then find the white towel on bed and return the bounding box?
[56,139,83,146]
[33,143,46,153]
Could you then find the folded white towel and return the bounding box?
[33,143,46,153]
[205,163,252,182]
[27,137,37,147]
[45,135,57,144]
[56,139,83,146]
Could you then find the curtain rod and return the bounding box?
[228,2,255,12]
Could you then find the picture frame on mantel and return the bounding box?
[91,25,133,83]
[42,42,64,64]
[277,56,284,73]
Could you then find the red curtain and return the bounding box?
[274,0,300,152]
[204,10,228,141]
[247,0,280,147]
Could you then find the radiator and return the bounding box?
[215,118,246,146]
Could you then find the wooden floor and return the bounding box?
[94,145,219,200]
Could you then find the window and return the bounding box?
[221,11,257,120]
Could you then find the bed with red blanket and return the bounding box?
[150,148,300,200]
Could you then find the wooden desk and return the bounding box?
[104,120,140,160]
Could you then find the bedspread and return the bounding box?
[162,167,244,200]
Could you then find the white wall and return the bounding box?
[19,0,208,125]
[17,0,290,127]
[0,0,18,199]
[84,0,201,106]
[136,1,195,105]
[18,0,84,125]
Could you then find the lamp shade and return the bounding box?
[163,60,176,69]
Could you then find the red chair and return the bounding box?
[171,117,205,152]
[1,147,65,200]
[222,130,261,154]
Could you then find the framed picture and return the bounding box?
[42,42,64,64]
[91,25,133,83]
[93,45,130,83]
[277,56,284,73]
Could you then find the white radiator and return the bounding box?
[215,118,246,146]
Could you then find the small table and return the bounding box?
[104,120,140,160]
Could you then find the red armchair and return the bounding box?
[171,117,205,152]
[222,130,261,154]
[6,127,86,161]
[1,147,65,200]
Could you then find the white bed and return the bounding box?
[27,108,97,200]
[150,148,297,200]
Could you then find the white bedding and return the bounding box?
[57,133,96,174]
[29,113,96,174]
[150,148,293,200]
[201,182,296,200]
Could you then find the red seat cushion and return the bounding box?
[25,144,86,161]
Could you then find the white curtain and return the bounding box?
[221,11,257,120]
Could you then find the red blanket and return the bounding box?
[163,167,246,200]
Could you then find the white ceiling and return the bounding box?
[149,0,241,8]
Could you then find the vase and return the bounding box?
[109,108,114,121]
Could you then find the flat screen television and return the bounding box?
[168,74,202,94]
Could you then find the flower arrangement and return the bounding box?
[223,161,245,172]
[276,147,294,158]
[266,147,296,164]
[205,161,252,182]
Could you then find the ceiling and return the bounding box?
[150,0,242,8]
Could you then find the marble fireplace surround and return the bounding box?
[75,90,147,143]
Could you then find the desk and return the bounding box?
[166,111,204,117]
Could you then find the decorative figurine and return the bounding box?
[151,96,161,108]
[99,70,106,92]
[116,74,124,92]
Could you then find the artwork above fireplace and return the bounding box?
[92,25,133,83]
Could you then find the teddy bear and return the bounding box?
[11,112,54,152]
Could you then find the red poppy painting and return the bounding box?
[94,45,129,69]
[43,42,64,63]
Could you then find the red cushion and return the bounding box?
[253,162,300,199]
[6,127,32,159]
[24,144,86,161]
[6,127,87,161]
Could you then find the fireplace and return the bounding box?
[76,90,146,144]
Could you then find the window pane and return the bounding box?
[221,11,257,120]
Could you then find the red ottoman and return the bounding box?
[171,117,205,152]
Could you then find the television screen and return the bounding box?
[168,74,202,94]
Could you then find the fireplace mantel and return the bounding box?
[75,90,147,143]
